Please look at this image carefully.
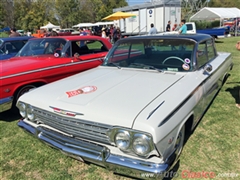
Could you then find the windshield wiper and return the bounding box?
[131,63,164,72]
[107,62,121,69]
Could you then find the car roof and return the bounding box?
[29,36,105,41]
[0,36,33,41]
[121,33,212,43]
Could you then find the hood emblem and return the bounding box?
[50,106,84,117]
[66,86,97,98]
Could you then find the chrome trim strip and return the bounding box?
[0,58,100,80]
[0,96,13,113]
[147,101,165,120]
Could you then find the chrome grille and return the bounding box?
[33,107,113,145]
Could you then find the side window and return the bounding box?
[71,40,107,56]
[197,41,208,68]
[108,43,131,63]
[130,42,144,58]
[12,41,26,51]
[206,39,215,60]
[86,40,107,52]
[186,24,193,31]
[5,43,16,53]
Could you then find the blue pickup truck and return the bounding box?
[161,22,229,39]
[186,22,229,39]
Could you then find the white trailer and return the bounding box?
[113,0,181,36]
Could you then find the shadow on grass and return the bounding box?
[215,40,224,43]
[0,109,21,122]
[226,86,240,104]
[163,160,180,180]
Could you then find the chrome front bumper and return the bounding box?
[0,96,13,113]
[18,120,173,179]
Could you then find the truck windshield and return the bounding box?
[104,38,196,72]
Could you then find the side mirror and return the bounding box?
[203,63,212,73]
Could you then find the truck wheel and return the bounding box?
[175,124,185,158]
[12,85,37,111]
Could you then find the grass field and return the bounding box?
[0,36,239,180]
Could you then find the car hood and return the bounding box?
[21,67,185,128]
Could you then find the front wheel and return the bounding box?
[12,85,37,111]
[175,124,185,158]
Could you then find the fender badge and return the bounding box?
[66,86,97,98]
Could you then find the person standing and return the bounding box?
[101,27,107,38]
[79,28,87,36]
[9,28,21,37]
[166,21,171,32]
[113,27,121,43]
[179,19,187,34]
[148,23,157,35]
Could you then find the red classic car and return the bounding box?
[0,36,112,113]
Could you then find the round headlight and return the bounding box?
[26,105,35,121]
[133,134,151,156]
[18,102,26,117]
[115,131,130,151]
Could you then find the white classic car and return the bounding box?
[17,34,233,179]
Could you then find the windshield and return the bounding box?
[103,38,196,72]
[16,38,67,57]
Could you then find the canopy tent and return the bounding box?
[40,22,60,29]
[190,7,240,36]
[102,11,136,21]
[94,21,114,26]
[72,23,95,28]
[190,7,240,21]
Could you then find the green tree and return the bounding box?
[0,0,7,29]
[13,0,57,32]
[208,0,240,8]
[0,0,128,30]
[55,0,80,28]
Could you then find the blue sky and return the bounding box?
[127,0,150,6]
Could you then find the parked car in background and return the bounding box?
[17,34,233,178]
[0,36,112,113]
[58,28,80,36]
[0,36,33,60]
[162,22,229,39]
[32,29,46,38]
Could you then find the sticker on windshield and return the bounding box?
[66,86,97,98]
[54,53,59,57]
[182,63,190,71]
[184,58,191,64]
